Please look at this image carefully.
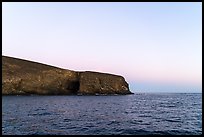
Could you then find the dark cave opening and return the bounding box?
[66,81,80,94]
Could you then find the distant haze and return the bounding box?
[2,2,202,93]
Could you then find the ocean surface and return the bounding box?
[2,93,202,135]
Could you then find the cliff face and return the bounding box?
[2,56,133,95]
[79,72,130,95]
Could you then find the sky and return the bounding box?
[2,2,202,93]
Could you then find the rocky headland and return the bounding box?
[2,56,133,95]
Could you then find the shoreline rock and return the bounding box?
[2,56,133,95]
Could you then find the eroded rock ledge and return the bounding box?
[2,56,133,95]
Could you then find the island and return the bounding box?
[2,56,133,95]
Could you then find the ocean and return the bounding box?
[2,93,202,135]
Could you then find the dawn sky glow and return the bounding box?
[2,2,202,93]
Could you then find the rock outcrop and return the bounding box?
[2,56,133,95]
[79,71,130,95]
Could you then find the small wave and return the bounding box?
[28,112,52,116]
[63,118,71,122]
[107,120,120,125]
[164,119,181,122]
[138,115,152,118]
[129,120,142,124]
[34,108,46,111]
[168,105,176,107]
[141,122,151,125]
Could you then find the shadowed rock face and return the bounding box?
[2,56,133,95]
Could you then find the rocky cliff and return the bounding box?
[2,56,133,95]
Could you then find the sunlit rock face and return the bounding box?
[78,71,131,95]
[2,56,133,95]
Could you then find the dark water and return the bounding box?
[2,93,202,135]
